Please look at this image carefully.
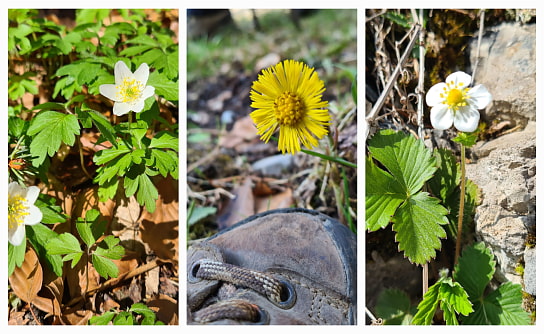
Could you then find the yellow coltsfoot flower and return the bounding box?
[99,61,155,116]
[250,59,330,154]
[8,182,42,246]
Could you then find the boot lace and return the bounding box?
[190,259,294,323]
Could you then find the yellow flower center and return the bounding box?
[8,194,29,229]
[440,81,469,112]
[274,92,305,126]
[116,77,144,104]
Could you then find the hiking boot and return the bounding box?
[187,208,357,325]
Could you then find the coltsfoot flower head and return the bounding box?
[250,59,330,154]
[426,71,492,132]
[99,61,155,116]
[8,182,42,246]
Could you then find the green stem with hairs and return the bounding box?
[454,143,466,265]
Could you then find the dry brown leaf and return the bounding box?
[147,294,178,325]
[8,310,29,325]
[31,274,63,316]
[139,176,179,266]
[217,177,255,229]
[145,265,161,297]
[60,307,94,325]
[255,187,294,212]
[9,247,43,304]
[218,115,259,150]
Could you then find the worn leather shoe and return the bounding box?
[187,208,357,325]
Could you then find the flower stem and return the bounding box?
[300,148,357,169]
[454,143,466,265]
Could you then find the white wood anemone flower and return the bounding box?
[8,182,43,246]
[99,61,155,116]
[426,71,492,133]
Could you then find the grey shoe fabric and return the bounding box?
[187,208,357,325]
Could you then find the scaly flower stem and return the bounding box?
[300,148,357,169]
[454,143,467,265]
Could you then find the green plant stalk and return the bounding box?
[301,148,357,169]
[454,143,466,265]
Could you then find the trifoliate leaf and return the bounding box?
[92,235,124,279]
[27,111,80,166]
[393,192,448,264]
[45,233,83,268]
[439,278,473,317]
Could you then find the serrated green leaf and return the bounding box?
[8,239,26,276]
[95,235,124,260]
[124,164,158,212]
[365,156,405,231]
[393,192,448,264]
[462,282,531,325]
[412,282,441,325]
[368,129,437,195]
[8,117,28,137]
[45,233,83,268]
[94,144,130,165]
[34,193,67,224]
[92,253,119,279]
[89,310,116,325]
[26,223,64,276]
[429,148,460,202]
[440,302,459,325]
[150,149,177,177]
[130,303,157,325]
[113,311,134,325]
[438,278,473,317]
[453,242,495,300]
[28,111,80,166]
[150,131,178,151]
[147,71,178,101]
[76,220,95,248]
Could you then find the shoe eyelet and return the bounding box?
[188,260,203,283]
[272,280,296,309]
[249,306,270,325]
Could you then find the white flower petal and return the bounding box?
[131,100,146,113]
[8,182,23,196]
[141,86,155,100]
[446,71,472,88]
[25,205,43,225]
[113,102,133,116]
[430,104,454,130]
[114,61,133,84]
[25,186,40,204]
[9,224,26,246]
[99,84,119,101]
[453,106,480,132]
[468,84,492,109]
[133,63,150,84]
[426,82,447,107]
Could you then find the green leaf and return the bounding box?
[438,278,473,317]
[45,233,83,268]
[393,192,448,264]
[412,282,441,325]
[149,131,178,151]
[112,311,134,325]
[27,111,80,166]
[124,164,158,212]
[375,289,414,324]
[188,206,217,226]
[85,109,118,148]
[150,149,177,177]
[429,148,460,202]
[95,235,125,260]
[26,223,64,276]
[148,70,178,101]
[92,254,119,279]
[462,282,531,325]
[365,156,405,231]
[368,129,436,195]
[453,131,478,147]
[34,193,67,224]
[89,310,116,325]
[93,143,130,165]
[454,242,495,300]
[130,303,157,325]
[8,239,26,277]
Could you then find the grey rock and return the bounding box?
[466,122,535,286]
[469,22,536,127]
[251,154,294,177]
[523,246,536,295]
